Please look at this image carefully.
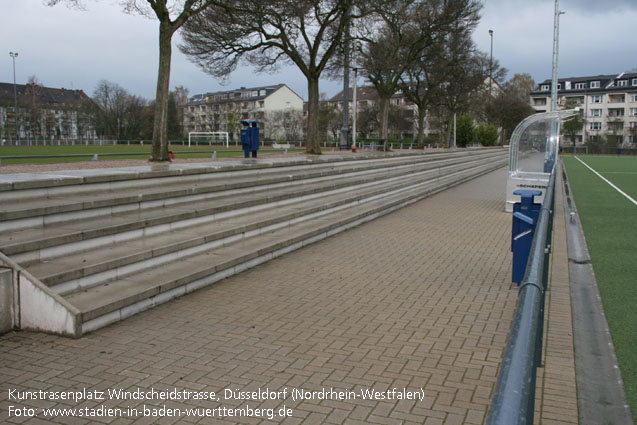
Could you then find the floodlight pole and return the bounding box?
[551,1,564,113]
[550,0,564,159]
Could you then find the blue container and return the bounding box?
[240,120,260,158]
[511,190,541,284]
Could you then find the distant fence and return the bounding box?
[0,148,300,166]
[560,146,637,155]
[485,169,557,425]
[0,139,187,147]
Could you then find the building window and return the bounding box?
[591,95,602,103]
[556,83,562,90]
[590,81,600,88]
[541,84,549,91]
[259,90,266,96]
[631,94,637,102]
[574,82,586,90]
[617,80,627,87]
[534,98,547,106]
[590,122,602,130]
[630,122,637,129]
[633,78,637,86]
[630,108,637,116]
[591,109,602,117]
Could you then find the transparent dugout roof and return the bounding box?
[508,109,580,176]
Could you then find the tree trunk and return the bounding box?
[151,22,173,162]
[379,96,390,151]
[305,76,322,154]
[416,106,426,149]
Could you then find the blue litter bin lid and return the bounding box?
[513,189,542,197]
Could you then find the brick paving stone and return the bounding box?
[0,167,534,424]
[533,166,579,425]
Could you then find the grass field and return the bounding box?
[562,155,637,421]
[0,145,290,165]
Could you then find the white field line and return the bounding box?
[574,156,637,207]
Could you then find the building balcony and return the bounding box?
[608,95,626,103]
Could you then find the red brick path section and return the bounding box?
[1,168,520,425]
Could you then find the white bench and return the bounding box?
[272,143,292,149]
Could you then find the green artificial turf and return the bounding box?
[562,155,637,422]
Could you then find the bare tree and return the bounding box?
[483,73,535,144]
[318,101,342,143]
[172,85,190,137]
[179,0,373,154]
[47,0,218,161]
[267,109,304,142]
[429,33,492,146]
[93,80,130,140]
[358,18,417,150]
[358,0,481,150]
[504,73,536,102]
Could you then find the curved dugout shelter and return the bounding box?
[505,109,580,212]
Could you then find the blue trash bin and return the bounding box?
[511,189,542,284]
[241,120,260,158]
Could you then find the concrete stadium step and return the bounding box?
[1,151,497,263]
[25,154,501,295]
[0,149,507,336]
[70,158,504,334]
[0,153,462,223]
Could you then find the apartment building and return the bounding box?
[530,72,637,145]
[0,82,98,145]
[183,84,304,142]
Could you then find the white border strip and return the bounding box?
[574,156,637,207]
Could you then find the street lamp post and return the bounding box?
[9,52,19,144]
[488,30,493,97]
[340,19,351,150]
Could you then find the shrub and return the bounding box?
[456,114,476,147]
[476,122,499,146]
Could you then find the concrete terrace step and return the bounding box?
[26,154,502,294]
[70,158,504,334]
[1,151,498,261]
[0,153,450,218]
[0,151,491,226]
[0,149,507,336]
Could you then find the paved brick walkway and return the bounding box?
[1,168,522,424]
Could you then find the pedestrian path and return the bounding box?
[0,166,578,424]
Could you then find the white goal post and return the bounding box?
[188,132,230,148]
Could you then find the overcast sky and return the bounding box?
[2,0,637,102]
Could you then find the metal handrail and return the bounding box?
[486,169,556,425]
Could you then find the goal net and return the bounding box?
[188,132,230,148]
